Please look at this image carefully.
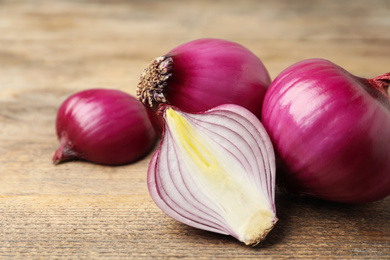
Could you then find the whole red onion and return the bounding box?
[136,38,271,136]
[53,88,157,165]
[261,58,390,203]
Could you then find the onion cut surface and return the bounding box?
[147,104,277,246]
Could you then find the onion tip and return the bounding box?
[369,72,390,100]
[52,139,79,165]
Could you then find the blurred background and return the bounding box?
[2,0,389,143]
[1,0,389,96]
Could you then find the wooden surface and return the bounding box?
[1,0,389,258]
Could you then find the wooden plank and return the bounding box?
[0,0,389,258]
[0,194,389,258]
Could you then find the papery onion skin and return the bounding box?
[137,38,271,136]
[148,104,277,246]
[53,88,157,165]
[261,58,390,203]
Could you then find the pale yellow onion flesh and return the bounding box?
[147,104,277,245]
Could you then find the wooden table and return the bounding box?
[1,0,389,258]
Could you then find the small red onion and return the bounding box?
[261,58,390,203]
[136,38,271,136]
[148,104,277,245]
[53,88,157,165]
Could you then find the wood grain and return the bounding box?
[1,0,389,258]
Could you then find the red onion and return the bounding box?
[148,104,277,245]
[261,58,390,203]
[136,38,271,136]
[53,88,157,165]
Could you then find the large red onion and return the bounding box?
[136,38,271,136]
[53,88,157,165]
[148,104,277,245]
[261,58,390,203]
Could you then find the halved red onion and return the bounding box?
[136,38,271,136]
[261,58,390,203]
[147,104,277,245]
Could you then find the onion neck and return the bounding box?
[367,73,390,102]
[136,56,173,108]
[52,132,79,164]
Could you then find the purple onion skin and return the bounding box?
[137,38,271,136]
[261,58,390,203]
[53,89,157,165]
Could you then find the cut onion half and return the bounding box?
[147,104,277,246]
